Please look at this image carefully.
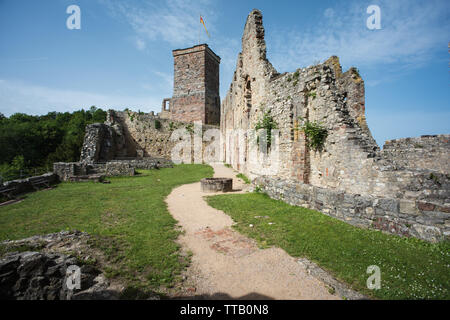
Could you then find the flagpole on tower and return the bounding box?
[198,14,201,45]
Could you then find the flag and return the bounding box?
[200,15,210,37]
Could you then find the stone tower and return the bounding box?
[168,44,221,125]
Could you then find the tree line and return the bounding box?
[0,106,106,181]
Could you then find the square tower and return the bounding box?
[170,44,221,125]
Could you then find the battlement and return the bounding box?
[172,44,221,64]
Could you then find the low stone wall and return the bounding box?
[381,135,450,173]
[109,157,173,170]
[254,176,450,242]
[53,162,86,181]
[102,158,173,177]
[1,173,57,197]
[105,162,135,177]
[54,158,174,181]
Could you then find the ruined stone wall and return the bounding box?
[1,173,58,196]
[254,175,450,243]
[80,109,220,165]
[220,9,278,173]
[381,135,450,173]
[54,158,173,181]
[108,110,175,160]
[111,110,219,163]
[80,123,117,164]
[221,10,379,195]
[221,9,450,241]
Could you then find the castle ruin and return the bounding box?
[55,9,449,243]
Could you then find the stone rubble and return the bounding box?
[0,231,121,300]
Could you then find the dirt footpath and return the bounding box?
[166,163,339,300]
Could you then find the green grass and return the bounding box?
[236,173,250,184]
[206,193,450,300]
[0,164,213,295]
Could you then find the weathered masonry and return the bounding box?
[55,9,449,243]
[54,44,222,182]
[220,9,450,242]
[161,44,221,125]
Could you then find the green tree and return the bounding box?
[0,108,107,174]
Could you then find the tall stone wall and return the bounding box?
[221,10,379,195]
[221,9,450,241]
[80,123,119,164]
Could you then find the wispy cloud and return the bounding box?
[102,0,216,47]
[267,0,450,73]
[153,71,173,87]
[101,0,238,96]
[135,38,146,51]
[0,79,162,116]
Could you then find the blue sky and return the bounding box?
[0,0,449,146]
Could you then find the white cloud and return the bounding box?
[0,79,162,116]
[267,0,450,73]
[101,0,238,96]
[135,38,146,51]
[324,8,335,19]
[102,0,216,47]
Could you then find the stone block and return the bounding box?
[412,224,442,243]
[399,200,418,216]
[417,202,436,212]
[374,198,399,212]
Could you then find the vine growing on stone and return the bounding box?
[298,117,328,151]
[255,110,278,150]
[185,123,194,134]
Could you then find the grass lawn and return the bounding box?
[206,193,450,300]
[0,164,213,296]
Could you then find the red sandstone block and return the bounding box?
[417,202,435,211]
[437,206,450,213]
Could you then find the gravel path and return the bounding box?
[166,163,340,300]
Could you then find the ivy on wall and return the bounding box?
[255,110,278,150]
[298,117,328,151]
